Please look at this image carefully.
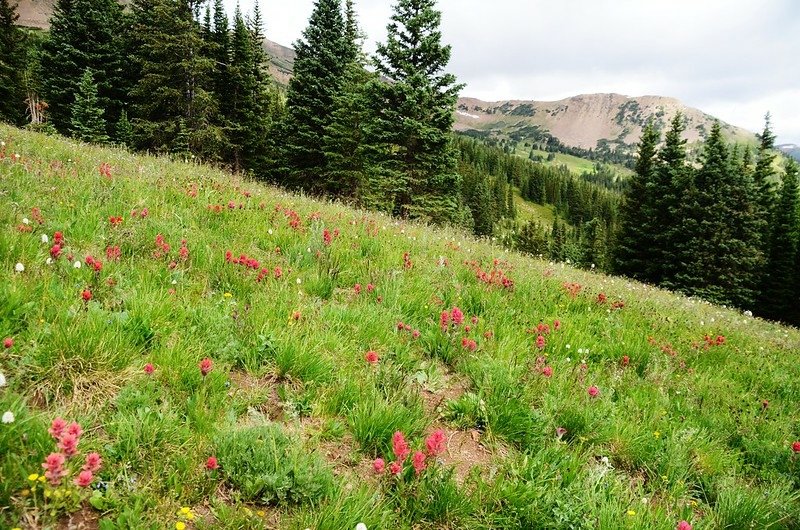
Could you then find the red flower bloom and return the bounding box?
[83,452,102,473]
[365,350,379,364]
[206,456,219,470]
[536,335,546,350]
[373,458,385,473]
[58,433,79,457]
[450,307,464,326]
[676,522,692,530]
[81,289,92,302]
[367,283,375,293]
[541,366,553,378]
[588,386,599,398]
[323,229,332,246]
[597,293,607,304]
[425,429,447,456]
[793,441,800,453]
[389,461,402,475]
[392,431,410,461]
[621,355,630,367]
[66,422,83,439]
[54,231,64,245]
[411,451,426,474]
[49,417,67,439]
[3,337,12,349]
[106,246,121,261]
[144,363,155,375]
[42,452,66,485]
[553,319,561,331]
[292,311,301,321]
[354,283,362,295]
[50,244,62,259]
[199,358,213,377]
[412,329,420,339]
[74,470,94,488]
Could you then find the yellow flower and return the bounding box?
[21,489,30,497]
[223,292,232,298]
[653,431,661,438]
[243,508,253,516]
[28,473,39,481]
[257,510,266,517]
[180,507,191,515]
[690,500,698,507]
[38,476,46,482]
[627,510,636,516]
[175,523,186,530]
[186,512,195,521]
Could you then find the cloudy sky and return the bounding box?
[226,0,800,143]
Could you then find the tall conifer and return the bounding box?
[0,0,27,124]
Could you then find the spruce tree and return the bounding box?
[760,159,800,322]
[367,0,466,224]
[115,109,133,147]
[276,0,350,191]
[39,0,126,135]
[0,0,27,124]
[614,121,659,280]
[70,68,109,143]
[753,114,778,225]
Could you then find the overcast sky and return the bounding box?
[225,0,800,144]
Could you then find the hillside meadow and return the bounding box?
[1,124,800,529]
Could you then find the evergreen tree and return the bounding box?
[515,221,548,256]
[129,0,221,157]
[614,120,659,279]
[367,0,466,224]
[760,159,800,322]
[70,68,109,143]
[39,0,126,135]
[276,0,350,191]
[0,0,27,124]
[115,109,133,147]
[753,114,778,225]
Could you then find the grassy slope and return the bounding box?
[1,125,800,529]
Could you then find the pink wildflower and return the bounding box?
[206,456,219,470]
[389,461,402,475]
[144,363,154,374]
[49,417,67,439]
[450,307,464,326]
[58,433,79,457]
[83,452,102,473]
[588,386,599,398]
[412,451,426,474]
[676,522,692,530]
[373,458,385,473]
[365,351,379,364]
[425,429,447,456]
[199,357,213,377]
[392,431,410,461]
[541,366,553,378]
[74,470,94,488]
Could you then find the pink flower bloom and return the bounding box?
[144,363,154,374]
[676,522,692,530]
[536,335,546,350]
[199,358,213,376]
[621,355,630,367]
[412,451,426,474]
[793,441,800,453]
[354,283,362,295]
[412,329,420,339]
[373,458,385,473]
[42,452,66,485]
[471,316,479,325]
[365,351,379,364]
[440,310,450,330]
[50,243,62,259]
[425,429,447,456]
[588,386,599,398]
[553,319,561,331]
[541,366,553,378]
[66,422,83,439]
[450,307,464,326]
[74,470,94,488]
[555,427,567,439]
[3,337,12,349]
[58,433,79,457]
[389,461,402,475]
[206,456,219,470]
[367,283,375,293]
[83,452,102,473]
[82,289,92,302]
[392,431,410,461]
[49,417,67,439]
[323,229,332,246]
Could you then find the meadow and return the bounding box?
[1,124,800,529]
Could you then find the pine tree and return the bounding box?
[39,0,126,136]
[515,220,548,256]
[0,0,27,124]
[760,159,800,322]
[753,114,778,225]
[70,68,109,143]
[115,109,133,147]
[276,0,350,191]
[129,0,221,157]
[614,121,659,280]
[367,0,466,224]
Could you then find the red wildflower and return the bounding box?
[66,422,83,439]
[54,231,64,245]
[484,330,494,339]
[411,451,426,474]
[42,452,66,485]
[553,319,561,331]
[440,310,450,330]
[206,456,219,470]
[365,351,379,364]
[367,283,375,293]
[274,267,282,279]
[3,337,12,349]
[106,246,121,261]
[541,366,553,378]
[50,244,62,259]
[109,216,123,227]
[99,162,112,178]
[389,461,402,475]
[471,316,479,325]
[179,241,189,261]
[49,417,67,439]
[83,452,102,473]
[199,358,213,377]
[793,441,800,453]
[140,208,149,218]
[412,329,421,339]
[354,283,362,295]
[228,201,236,209]
[621,355,630,367]
[58,433,79,457]
[676,522,692,530]
[144,363,155,375]
[323,229,332,246]
[292,311,301,321]
[536,335,546,350]
[373,458,385,473]
[461,338,477,351]
[81,289,92,302]
[392,431,410,461]
[587,386,599,398]
[450,307,464,326]
[74,470,94,488]
[716,335,725,345]
[425,429,447,456]
[597,292,607,304]
[762,399,769,409]
[403,252,413,270]
[555,427,567,439]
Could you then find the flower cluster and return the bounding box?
[153,234,171,259]
[403,252,413,270]
[465,259,514,290]
[106,246,121,261]
[440,307,465,331]
[562,282,582,298]
[395,321,421,339]
[374,429,447,478]
[130,208,149,219]
[41,418,101,488]
[98,162,112,179]
[108,215,123,227]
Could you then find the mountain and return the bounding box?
[456,94,757,158]
[778,143,800,162]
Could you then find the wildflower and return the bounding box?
[412,329,420,339]
[450,307,464,326]
[3,337,12,349]
[0,372,5,387]
[74,260,82,269]
[621,355,630,367]
[356,524,367,530]
[792,441,800,453]
[144,363,155,375]
[597,293,607,304]
[354,283,362,295]
[199,358,213,377]
[425,429,447,456]
[49,417,67,439]
[653,431,661,438]
[206,456,219,470]
[553,319,561,331]
[323,229,332,246]
[292,311,301,321]
[367,283,375,293]
[66,422,83,438]
[58,433,79,456]
[588,386,599,398]
[41,233,49,244]
[176,523,186,530]
[28,474,39,482]
[392,431,410,461]
[677,522,692,530]
[2,411,14,423]
[74,470,94,488]
[536,335,546,350]
[15,263,24,273]
[42,452,66,485]
[555,427,567,439]
[440,310,450,330]
[411,451,426,474]
[541,366,553,378]
[50,244,62,259]
[627,510,636,516]
[83,452,102,473]
[373,458,385,473]
[82,289,92,302]
[365,351,379,364]
[389,461,402,475]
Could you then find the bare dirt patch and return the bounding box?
[55,505,100,530]
[438,427,498,484]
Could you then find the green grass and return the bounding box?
[513,191,559,225]
[2,124,800,529]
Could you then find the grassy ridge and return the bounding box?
[1,124,800,529]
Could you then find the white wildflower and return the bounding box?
[22,217,30,225]
[0,372,6,387]
[46,257,53,265]
[268,229,273,235]
[296,278,302,285]
[1,411,14,423]
[14,263,24,273]
[41,233,49,244]
[355,524,367,530]
[74,260,82,269]
[744,310,753,317]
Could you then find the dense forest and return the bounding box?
[1,0,797,324]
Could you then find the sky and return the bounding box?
[225,0,800,144]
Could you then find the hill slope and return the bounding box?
[2,126,800,529]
